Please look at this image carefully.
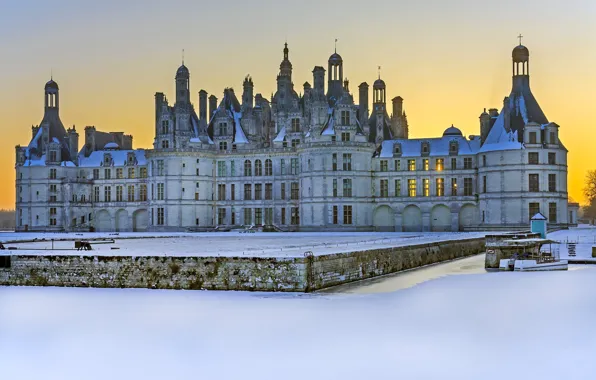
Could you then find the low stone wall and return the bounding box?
[0,255,306,292]
[307,238,485,291]
[0,238,485,292]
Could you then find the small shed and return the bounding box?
[531,212,548,239]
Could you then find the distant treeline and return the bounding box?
[0,210,15,230]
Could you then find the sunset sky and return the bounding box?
[1,0,594,209]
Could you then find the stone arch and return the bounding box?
[95,209,112,232]
[459,204,480,231]
[132,209,148,232]
[431,204,452,232]
[402,205,422,232]
[115,209,129,232]
[373,205,395,232]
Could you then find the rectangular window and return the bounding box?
[423,159,429,171]
[218,122,227,136]
[49,184,57,192]
[128,168,135,179]
[255,184,262,200]
[528,152,539,164]
[217,161,227,176]
[281,208,286,225]
[218,184,226,200]
[104,186,112,202]
[49,207,57,215]
[529,202,540,220]
[436,178,444,196]
[157,208,164,225]
[482,176,487,193]
[116,168,123,179]
[291,118,300,133]
[140,167,147,178]
[281,183,286,200]
[549,174,556,192]
[482,155,486,167]
[244,184,252,200]
[93,186,100,202]
[291,182,299,200]
[333,205,338,224]
[380,160,388,172]
[463,178,473,196]
[343,205,352,225]
[264,208,273,225]
[549,203,557,223]
[464,158,473,169]
[332,154,337,171]
[291,207,300,225]
[341,132,350,142]
[93,169,99,180]
[49,168,57,179]
[127,185,135,202]
[244,208,252,225]
[281,159,286,175]
[139,184,147,201]
[116,186,123,202]
[265,183,273,200]
[341,110,350,125]
[408,179,417,197]
[231,210,236,225]
[380,179,389,197]
[395,159,401,171]
[291,139,300,148]
[218,208,226,225]
[529,132,537,144]
[395,179,401,197]
[450,158,457,170]
[291,158,299,175]
[529,174,539,192]
[342,154,352,171]
[436,159,444,171]
[157,160,164,176]
[423,179,430,197]
[254,208,262,225]
[157,183,164,200]
[408,159,416,171]
[550,132,556,144]
[230,161,236,176]
[451,178,457,196]
[104,169,111,180]
[548,152,556,165]
[219,141,228,151]
[343,179,352,197]
[333,179,338,197]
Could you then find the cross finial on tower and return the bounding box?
[335,38,338,53]
[517,34,523,46]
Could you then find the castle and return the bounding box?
[14,41,572,232]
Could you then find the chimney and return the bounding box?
[209,95,218,119]
[312,66,325,94]
[392,96,403,119]
[358,82,369,127]
[480,108,491,144]
[199,90,207,121]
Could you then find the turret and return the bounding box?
[242,75,254,109]
[175,63,190,105]
[209,95,218,119]
[199,90,207,121]
[391,96,403,118]
[327,51,343,101]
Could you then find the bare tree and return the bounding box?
[584,170,596,202]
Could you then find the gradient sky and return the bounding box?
[1,0,595,209]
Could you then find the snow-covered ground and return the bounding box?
[0,231,488,258]
[548,225,596,260]
[2,267,596,380]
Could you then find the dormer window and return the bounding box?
[103,153,112,166]
[421,142,430,156]
[449,141,459,156]
[218,123,228,136]
[161,120,169,135]
[529,132,537,144]
[393,143,402,156]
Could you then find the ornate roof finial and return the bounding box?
[51,68,53,81]
[517,33,523,46]
[378,66,381,80]
[335,38,338,53]
[182,49,185,65]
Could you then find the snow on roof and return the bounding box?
[25,127,43,160]
[273,126,287,142]
[531,212,547,221]
[22,154,46,166]
[321,110,335,136]
[104,142,119,149]
[478,110,524,153]
[378,135,478,158]
[52,137,60,144]
[78,150,146,167]
[232,110,249,144]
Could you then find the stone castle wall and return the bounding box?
[0,238,485,292]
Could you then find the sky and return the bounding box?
[1,0,595,209]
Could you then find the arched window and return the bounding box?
[162,140,169,149]
[244,160,252,176]
[265,159,273,176]
[255,160,262,176]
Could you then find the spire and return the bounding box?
[182,48,185,65]
[517,33,523,46]
[283,42,288,60]
[378,66,381,80]
[334,38,338,53]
